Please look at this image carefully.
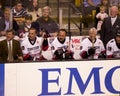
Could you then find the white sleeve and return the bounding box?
[50,41,57,54]
[20,41,28,55]
[37,37,43,47]
[100,40,105,52]
[106,42,113,56]
[80,40,88,53]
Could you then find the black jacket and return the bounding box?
[100,16,120,47]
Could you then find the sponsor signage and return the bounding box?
[0,64,4,96]
[4,60,120,96]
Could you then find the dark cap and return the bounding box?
[116,30,120,36]
[25,14,32,20]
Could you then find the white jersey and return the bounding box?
[19,32,29,42]
[80,38,105,59]
[51,37,74,54]
[21,36,43,59]
[106,39,120,58]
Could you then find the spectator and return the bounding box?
[84,0,101,7]
[119,2,120,9]
[36,6,59,37]
[106,30,120,58]
[20,27,47,61]
[3,0,17,7]
[95,0,109,27]
[96,5,108,31]
[80,27,105,59]
[50,29,74,60]
[110,0,120,6]
[0,29,23,62]
[100,6,120,47]
[20,0,31,9]
[18,14,32,39]
[83,0,101,27]
[118,2,120,16]
[27,0,42,21]
[0,2,4,18]
[18,14,39,39]
[12,1,27,23]
[0,8,19,36]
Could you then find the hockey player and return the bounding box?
[51,29,74,60]
[106,30,120,58]
[21,27,47,61]
[80,27,106,59]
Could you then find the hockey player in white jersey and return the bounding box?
[51,29,74,60]
[80,27,106,59]
[106,30,120,58]
[21,27,47,61]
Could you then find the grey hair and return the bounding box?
[89,27,97,34]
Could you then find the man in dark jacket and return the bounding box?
[36,6,59,37]
[0,29,23,62]
[0,8,19,36]
[100,6,120,47]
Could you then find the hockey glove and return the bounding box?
[54,49,64,59]
[88,48,95,55]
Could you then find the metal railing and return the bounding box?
[44,0,83,36]
[68,2,82,37]
[46,0,60,23]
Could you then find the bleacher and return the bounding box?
[38,0,91,36]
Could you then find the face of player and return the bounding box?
[89,30,97,40]
[116,36,120,44]
[58,31,66,42]
[6,32,14,41]
[110,6,118,18]
[28,29,36,40]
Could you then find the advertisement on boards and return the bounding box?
[4,60,120,96]
[0,64,4,96]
